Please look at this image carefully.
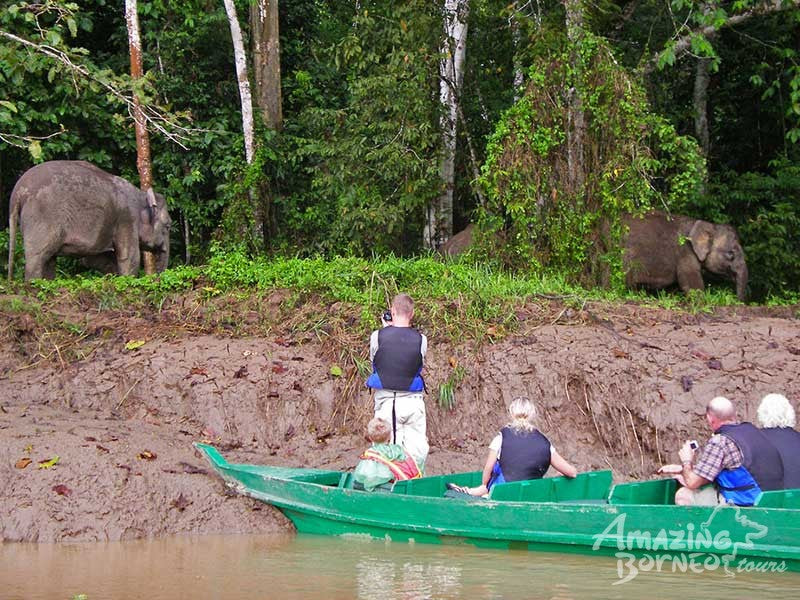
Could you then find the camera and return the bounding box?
[382,310,392,322]
[689,440,699,450]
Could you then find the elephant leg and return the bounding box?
[677,265,705,294]
[676,248,705,294]
[24,255,45,280]
[23,239,56,280]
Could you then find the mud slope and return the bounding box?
[1,299,798,542]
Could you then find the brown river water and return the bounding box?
[3,534,798,600]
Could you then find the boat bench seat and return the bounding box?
[755,488,800,509]
[392,471,484,496]
[608,478,677,505]
[488,470,613,503]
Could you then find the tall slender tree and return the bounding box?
[564,0,585,196]
[125,0,156,274]
[425,0,469,249]
[222,0,255,165]
[250,0,282,130]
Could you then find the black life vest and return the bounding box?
[717,422,784,492]
[761,427,800,489]
[497,427,551,482]
[366,327,424,392]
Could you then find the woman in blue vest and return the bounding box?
[448,397,577,497]
[758,393,800,489]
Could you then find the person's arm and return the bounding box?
[480,448,499,488]
[369,330,379,362]
[550,449,578,478]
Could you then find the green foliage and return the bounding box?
[28,265,200,308]
[477,32,706,288]
[276,0,441,255]
[0,230,24,279]
[1,0,796,303]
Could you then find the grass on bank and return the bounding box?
[2,250,796,343]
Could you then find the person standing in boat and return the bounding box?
[660,396,784,506]
[757,393,800,489]
[353,417,422,491]
[366,293,429,468]
[448,397,578,497]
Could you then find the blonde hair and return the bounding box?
[391,293,414,318]
[366,417,392,443]
[507,397,537,432]
[757,393,796,428]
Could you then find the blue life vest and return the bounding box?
[497,427,551,482]
[761,427,800,489]
[715,466,762,506]
[366,327,424,392]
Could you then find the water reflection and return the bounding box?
[2,533,798,600]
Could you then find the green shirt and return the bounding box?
[353,443,407,491]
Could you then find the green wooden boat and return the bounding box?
[196,443,800,573]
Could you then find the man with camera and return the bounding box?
[366,293,429,468]
[659,396,784,506]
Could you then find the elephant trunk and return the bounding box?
[735,262,748,302]
[155,235,170,272]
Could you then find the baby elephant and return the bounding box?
[7,160,171,281]
[623,211,748,301]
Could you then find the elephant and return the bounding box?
[438,224,475,257]
[623,211,748,301]
[7,160,171,281]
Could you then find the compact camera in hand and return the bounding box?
[689,440,699,450]
[382,310,392,322]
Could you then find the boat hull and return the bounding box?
[196,443,800,572]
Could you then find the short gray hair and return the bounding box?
[706,396,736,421]
[757,393,796,428]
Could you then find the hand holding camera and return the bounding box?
[381,310,392,326]
[678,440,698,464]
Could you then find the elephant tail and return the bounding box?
[7,194,18,282]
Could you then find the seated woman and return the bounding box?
[449,397,577,497]
[758,392,800,489]
[353,418,422,491]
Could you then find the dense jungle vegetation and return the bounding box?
[1,0,799,303]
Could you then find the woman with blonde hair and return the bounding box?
[758,393,800,489]
[448,397,577,497]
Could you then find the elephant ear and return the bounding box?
[687,220,715,262]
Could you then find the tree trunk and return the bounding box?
[250,0,282,130]
[564,0,585,196]
[511,3,524,102]
[223,0,255,165]
[125,0,156,274]
[224,0,265,248]
[693,56,711,156]
[425,0,469,250]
